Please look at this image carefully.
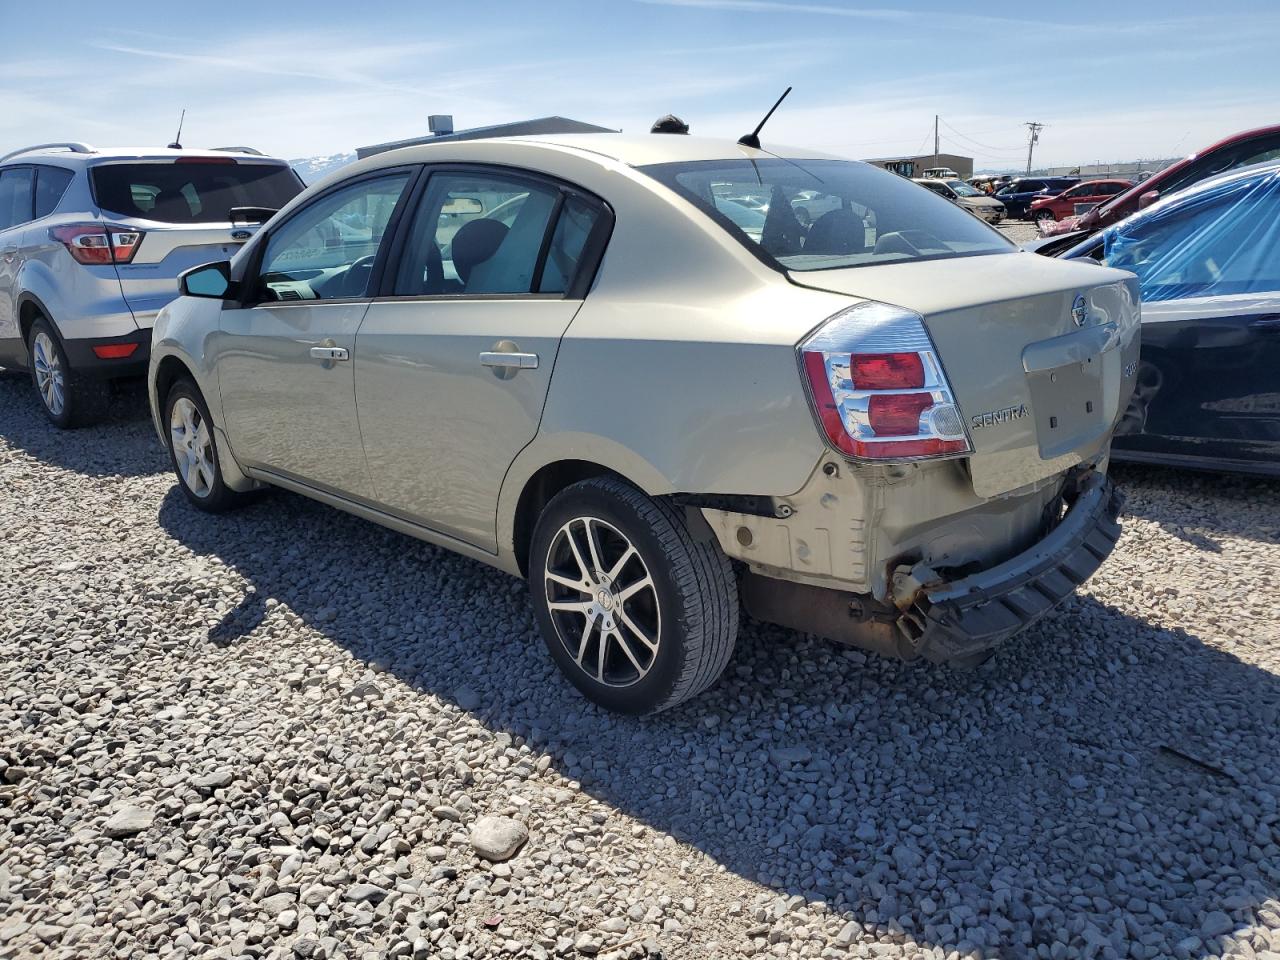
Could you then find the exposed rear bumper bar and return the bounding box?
[897,470,1122,663]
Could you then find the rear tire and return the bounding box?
[28,318,109,429]
[529,476,738,715]
[1034,209,1056,223]
[164,378,251,513]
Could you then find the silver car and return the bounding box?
[0,142,302,426]
[149,134,1140,714]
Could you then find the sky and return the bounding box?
[3,1,1278,171]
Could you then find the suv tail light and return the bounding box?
[50,224,144,265]
[799,301,971,461]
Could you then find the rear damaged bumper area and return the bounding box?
[894,469,1121,663]
[739,469,1122,664]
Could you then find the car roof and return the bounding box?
[1141,156,1280,213]
[370,132,844,169]
[0,144,288,167]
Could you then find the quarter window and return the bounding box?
[34,167,74,219]
[257,173,410,302]
[393,172,563,296]
[0,168,35,231]
[539,195,603,294]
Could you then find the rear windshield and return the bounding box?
[640,159,1012,271]
[91,161,303,223]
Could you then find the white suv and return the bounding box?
[0,142,303,426]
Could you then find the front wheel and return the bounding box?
[529,477,738,714]
[164,379,251,513]
[1034,209,1056,223]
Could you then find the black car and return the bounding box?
[993,176,1080,219]
[1048,160,1280,476]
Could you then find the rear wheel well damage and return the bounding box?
[512,461,726,578]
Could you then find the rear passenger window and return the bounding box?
[394,172,562,297]
[0,168,34,230]
[34,167,73,219]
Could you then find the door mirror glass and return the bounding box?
[181,261,234,299]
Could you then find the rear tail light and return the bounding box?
[799,301,971,461]
[50,224,144,265]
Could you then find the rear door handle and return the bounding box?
[1249,315,1280,333]
[480,351,539,369]
[309,346,349,361]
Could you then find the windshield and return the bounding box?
[91,161,303,224]
[640,159,1013,271]
[947,180,983,197]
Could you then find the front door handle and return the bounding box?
[1250,315,1280,333]
[310,346,349,361]
[480,351,539,369]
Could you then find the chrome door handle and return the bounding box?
[479,351,538,369]
[310,346,349,361]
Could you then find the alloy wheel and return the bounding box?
[32,332,65,417]
[169,397,216,499]
[543,516,661,688]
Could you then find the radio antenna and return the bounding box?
[738,87,792,149]
[168,109,186,150]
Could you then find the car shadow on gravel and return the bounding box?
[0,377,165,478]
[157,482,1280,960]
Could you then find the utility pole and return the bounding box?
[934,114,940,168]
[1024,122,1044,175]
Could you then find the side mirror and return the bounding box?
[180,260,236,300]
[1138,189,1160,209]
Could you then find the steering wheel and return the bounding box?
[339,255,379,298]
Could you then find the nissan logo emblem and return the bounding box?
[1071,294,1088,327]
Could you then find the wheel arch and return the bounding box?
[17,292,59,345]
[509,459,623,578]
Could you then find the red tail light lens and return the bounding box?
[50,224,144,265]
[850,352,924,390]
[799,301,971,462]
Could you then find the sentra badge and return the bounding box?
[971,404,1029,430]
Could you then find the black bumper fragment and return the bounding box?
[900,471,1123,663]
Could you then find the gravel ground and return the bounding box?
[2,376,1279,960]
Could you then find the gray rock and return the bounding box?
[470,816,529,862]
[103,805,154,838]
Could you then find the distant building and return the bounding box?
[864,152,973,179]
[1036,158,1181,179]
[356,116,615,160]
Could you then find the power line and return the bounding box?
[937,117,1023,154]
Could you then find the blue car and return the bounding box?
[993,176,1081,219]
[1053,160,1280,476]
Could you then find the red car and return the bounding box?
[1029,179,1131,223]
[1040,123,1280,236]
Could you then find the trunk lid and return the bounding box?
[791,252,1141,497]
[113,222,259,319]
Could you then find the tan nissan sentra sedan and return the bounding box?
[149,133,1140,714]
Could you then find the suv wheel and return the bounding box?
[29,318,108,428]
[164,379,250,513]
[529,476,738,714]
